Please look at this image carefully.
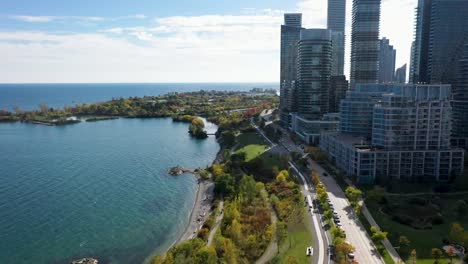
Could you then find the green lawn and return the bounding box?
[367,194,468,264]
[234,133,269,162]
[277,207,313,263]
[235,133,268,149]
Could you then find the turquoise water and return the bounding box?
[0,118,219,264]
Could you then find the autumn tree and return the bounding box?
[449,222,465,244]
[335,241,355,263]
[410,249,417,264]
[446,246,456,264]
[431,248,443,264]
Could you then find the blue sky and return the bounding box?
[0,0,416,83]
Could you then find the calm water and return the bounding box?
[0,118,219,264]
[0,83,278,111]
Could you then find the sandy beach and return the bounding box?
[176,179,215,243]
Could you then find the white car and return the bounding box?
[306,246,313,256]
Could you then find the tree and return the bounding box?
[335,241,355,262]
[431,248,443,264]
[410,249,417,264]
[398,236,411,258]
[276,170,289,182]
[366,186,386,204]
[463,253,468,263]
[311,170,320,186]
[449,222,465,244]
[239,175,257,203]
[39,103,49,113]
[446,246,456,264]
[193,246,218,264]
[345,186,363,204]
[215,174,235,197]
[370,226,388,244]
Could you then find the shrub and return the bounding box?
[392,214,413,226]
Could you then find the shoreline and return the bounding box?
[143,137,223,264]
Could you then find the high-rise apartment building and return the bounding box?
[394,64,407,84]
[328,0,346,76]
[280,13,303,126]
[284,13,302,28]
[321,84,464,183]
[350,0,381,89]
[409,0,468,149]
[378,38,396,83]
[428,0,468,85]
[297,29,332,119]
[452,44,468,149]
[409,0,432,84]
[329,75,349,113]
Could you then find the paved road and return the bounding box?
[308,159,384,264]
[290,161,330,264]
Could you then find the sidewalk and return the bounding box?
[344,178,404,264]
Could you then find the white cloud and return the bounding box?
[0,0,419,83]
[0,11,282,82]
[9,16,54,22]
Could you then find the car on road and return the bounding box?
[333,211,339,217]
[322,172,328,177]
[348,252,355,259]
[306,246,313,256]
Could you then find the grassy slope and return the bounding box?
[277,207,313,263]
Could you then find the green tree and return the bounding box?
[194,246,218,264]
[215,174,235,197]
[431,248,443,264]
[398,236,411,258]
[370,226,388,244]
[345,186,363,205]
[366,186,386,204]
[239,175,257,203]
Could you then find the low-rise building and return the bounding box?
[320,83,465,184]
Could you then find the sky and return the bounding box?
[0,0,417,83]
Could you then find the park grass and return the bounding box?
[234,133,269,162]
[366,194,468,264]
[277,207,313,263]
[235,144,267,162]
[235,132,268,149]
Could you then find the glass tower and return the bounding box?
[297,29,332,119]
[350,0,381,89]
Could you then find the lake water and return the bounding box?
[0,118,220,264]
[0,83,278,111]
